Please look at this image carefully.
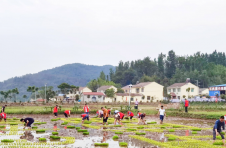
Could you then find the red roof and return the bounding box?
[83,92,105,96]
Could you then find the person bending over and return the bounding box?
[81,114,89,124]
[20,118,34,129]
[127,111,134,120]
[0,112,7,122]
[213,116,225,144]
[114,112,124,125]
[64,110,71,118]
[138,113,146,125]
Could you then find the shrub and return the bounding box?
[77,129,88,132]
[119,142,128,147]
[135,132,146,135]
[94,143,109,146]
[115,132,123,134]
[127,128,137,131]
[192,131,197,134]
[114,125,122,127]
[113,135,119,140]
[52,132,58,135]
[0,126,6,128]
[168,137,176,141]
[137,126,144,129]
[32,126,38,129]
[50,135,60,139]
[61,122,68,125]
[67,126,75,129]
[147,122,157,124]
[39,138,46,141]
[213,142,224,145]
[1,139,14,142]
[36,129,45,133]
[191,129,201,131]
[83,132,89,135]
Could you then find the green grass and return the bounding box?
[168,137,176,141]
[50,135,60,139]
[147,121,157,124]
[115,132,123,134]
[168,129,175,132]
[213,142,224,145]
[52,132,58,135]
[39,138,46,141]
[192,131,197,134]
[77,129,88,132]
[135,132,146,135]
[67,126,75,129]
[32,126,38,129]
[83,132,89,135]
[36,129,45,133]
[61,122,68,125]
[191,129,201,131]
[94,143,109,146]
[113,135,119,140]
[119,142,128,147]
[1,139,14,142]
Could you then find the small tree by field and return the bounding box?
[75,94,80,101]
[105,88,115,102]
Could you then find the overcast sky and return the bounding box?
[0,0,226,82]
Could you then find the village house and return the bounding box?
[97,85,117,93]
[80,92,105,103]
[66,87,92,100]
[199,88,209,96]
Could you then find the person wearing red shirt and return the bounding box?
[108,109,111,116]
[53,105,59,118]
[81,113,89,124]
[0,112,7,122]
[137,111,141,118]
[114,112,124,125]
[127,111,134,120]
[64,110,71,118]
[83,103,90,114]
[185,99,189,113]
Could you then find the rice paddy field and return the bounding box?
[0,114,224,148]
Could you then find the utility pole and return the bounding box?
[129,84,133,107]
[45,84,47,103]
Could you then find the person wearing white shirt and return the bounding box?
[158,105,166,124]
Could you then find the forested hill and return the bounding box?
[0,63,114,96]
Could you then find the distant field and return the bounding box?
[190,111,226,116]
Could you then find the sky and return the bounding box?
[0,0,226,81]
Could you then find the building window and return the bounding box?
[173,88,176,92]
[178,96,180,99]
[177,88,181,92]
[136,88,139,93]
[147,96,150,100]
[191,88,194,92]
[131,98,134,101]
[168,89,171,93]
[141,88,144,92]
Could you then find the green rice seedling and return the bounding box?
[1,139,14,142]
[115,132,123,134]
[119,142,128,147]
[217,136,222,140]
[77,129,88,132]
[76,127,81,130]
[34,122,41,125]
[94,143,109,146]
[168,137,176,141]
[122,121,130,123]
[67,126,75,129]
[173,125,181,128]
[50,135,60,139]
[191,128,201,131]
[39,138,46,141]
[114,125,122,127]
[192,131,197,134]
[220,132,225,135]
[113,135,119,140]
[160,126,166,129]
[32,126,38,129]
[84,121,92,124]
[127,128,137,131]
[52,132,58,135]
[83,132,89,135]
[0,125,6,128]
[213,142,224,145]
[168,129,175,132]
[147,122,157,124]
[124,117,129,120]
[137,126,144,129]
[36,129,45,133]
[9,123,18,125]
[40,122,46,124]
[135,132,146,135]
[51,118,60,121]
[61,122,68,125]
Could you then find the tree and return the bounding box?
[23,95,27,102]
[75,94,80,101]
[109,68,114,81]
[57,83,71,94]
[165,50,176,78]
[158,53,165,77]
[116,88,124,93]
[0,91,9,102]
[12,88,19,102]
[186,87,190,98]
[99,71,106,80]
[105,88,115,102]
[38,86,56,102]
[27,86,39,101]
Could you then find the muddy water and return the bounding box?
[5,114,216,148]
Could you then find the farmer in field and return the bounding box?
[114,112,124,125]
[0,112,7,122]
[213,116,225,144]
[185,99,189,113]
[158,105,166,124]
[101,107,109,125]
[1,105,7,113]
[138,113,146,125]
[83,103,90,114]
[137,111,141,118]
[127,111,134,120]
[81,113,89,124]
[97,109,103,119]
[20,117,34,129]
[53,105,59,118]
[64,110,71,118]
[108,109,111,116]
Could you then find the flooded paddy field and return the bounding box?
[0,114,222,148]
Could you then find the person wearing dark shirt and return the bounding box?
[213,116,225,144]
[20,118,34,129]
[138,113,146,125]
[1,105,7,113]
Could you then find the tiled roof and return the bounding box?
[167,83,187,88]
[116,93,143,96]
[97,86,113,91]
[122,82,152,89]
[83,92,105,96]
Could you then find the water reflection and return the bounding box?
[20,131,34,141]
